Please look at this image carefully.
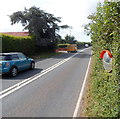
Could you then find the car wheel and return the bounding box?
[30,62,35,70]
[10,67,18,77]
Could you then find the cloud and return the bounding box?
[0,0,33,32]
[0,0,103,42]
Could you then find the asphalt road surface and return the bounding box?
[1,47,92,117]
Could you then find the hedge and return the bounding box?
[1,33,36,55]
[85,1,120,117]
[1,33,56,56]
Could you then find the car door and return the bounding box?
[11,54,21,71]
[18,53,31,70]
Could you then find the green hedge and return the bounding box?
[1,33,36,55]
[86,1,120,117]
[1,33,57,56]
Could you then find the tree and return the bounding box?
[9,6,69,46]
[64,35,77,44]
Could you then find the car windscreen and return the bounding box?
[0,55,12,61]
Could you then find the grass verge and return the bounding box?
[79,56,94,117]
[80,55,119,117]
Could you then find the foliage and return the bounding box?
[1,33,35,55]
[9,6,69,46]
[77,41,91,49]
[1,33,56,56]
[56,34,91,48]
[64,34,77,44]
[57,34,77,44]
[84,1,120,117]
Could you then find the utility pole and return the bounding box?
[69,26,72,36]
[69,26,72,43]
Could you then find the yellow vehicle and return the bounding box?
[67,44,77,53]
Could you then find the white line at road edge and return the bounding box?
[72,51,92,118]
[0,50,84,99]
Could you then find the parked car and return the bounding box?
[0,52,35,77]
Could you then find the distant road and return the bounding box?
[2,47,92,117]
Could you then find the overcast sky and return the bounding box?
[0,0,104,42]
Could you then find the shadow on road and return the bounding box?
[34,48,91,62]
[2,68,43,80]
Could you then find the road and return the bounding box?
[1,47,92,117]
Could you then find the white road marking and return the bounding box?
[0,51,83,99]
[72,51,92,117]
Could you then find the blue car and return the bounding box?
[0,52,35,77]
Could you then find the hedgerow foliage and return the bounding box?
[1,33,36,55]
[85,1,120,117]
[1,33,57,55]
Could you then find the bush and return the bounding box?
[85,1,120,117]
[1,33,36,55]
[1,33,57,56]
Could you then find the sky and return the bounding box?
[0,0,104,42]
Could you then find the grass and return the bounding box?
[79,56,94,117]
[82,56,97,117]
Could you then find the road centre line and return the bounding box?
[0,55,74,96]
[0,51,83,99]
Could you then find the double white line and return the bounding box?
[0,52,79,99]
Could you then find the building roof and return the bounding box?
[0,52,22,55]
[1,32,29,37]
